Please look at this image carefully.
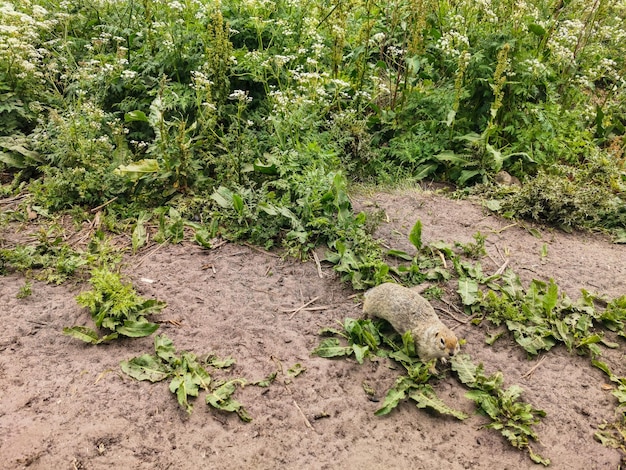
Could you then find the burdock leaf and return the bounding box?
[116,319,159,338]
[312,338,353,358]
[62,326,100,344]
[205,355,236,369]
[458,277,479,305]
[409,220,423,251]
[63,326,118,344]
[121,354,171,382]
[206,380,251,421]
[169,375,195,413]
[450,354,478,386]
[409,386,468,420]
[154,334,177,363]
[352,344,369,364]
[374,376,414,416]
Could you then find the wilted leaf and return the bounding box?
[410,386,468,420]
[450,354,478,386]
[374,377,414,416]
[206,380,251,421]
[154,335,177,363]
[62,326,118,344]
[253,371,278,387]
[287,363,305,377]
[121,354,171,382]
[206,355,236,369]
[312,338,353,358]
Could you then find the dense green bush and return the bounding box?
[1,0,625,259]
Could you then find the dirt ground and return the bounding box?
[1,188,625,469]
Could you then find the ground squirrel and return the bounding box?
[363,283,460,372]
[495,170,521,187]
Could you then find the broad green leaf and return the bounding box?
[612,386,626,405]
[542,280,558,316]
[457,170,482,186]
[458,277,479,305]
[409,220,423,251]
[312,338,353,358]
[114,159,159,180]
[401,330,416,357]
[528,23,546,36]
[170,374,196,413]
[232,193,244,214]
[132,212,149,253]
[124,110,149,122]
[352,344,369,364]
[155,335,177,363]
[121,354,171,382]
[62,326,100,344]
[434,151,469,164]
[136,299,167,316]
[484,199,502,211]
[116,319,159,338]
[253,160,278,175]
[62,326,118,344]
[386,249,414,261]
[211,186,234,209]
[450,354,478,386]
[410,386,468,420]
[591,359,615,380]
[466,390,500,420]
[374,377,414,416]
[0,151,26,168]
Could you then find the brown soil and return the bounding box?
[1,188,625,469]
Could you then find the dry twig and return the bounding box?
[287,296,321,319]
[521,356,547,379]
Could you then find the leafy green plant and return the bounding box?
[314,317,549,463]
[313,317,468,420]
[16,280,32,299]
[477,270,624,357]
[122,334,272,420]
[64,267,165,344]
[451,354,550,465]
[0,235,86,284]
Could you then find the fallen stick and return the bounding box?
[293,399,314,430]
[280,306,328,313]
[288,296,320,319]
[521,356,547,379]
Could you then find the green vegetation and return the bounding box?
[313,318,549,465]
[1,0,625,261]
[122,334,276,418]
[1,0,625,461]
[63,267,166,343]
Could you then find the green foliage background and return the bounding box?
[1,0,625,248]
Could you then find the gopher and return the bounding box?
[363,283,460,372]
